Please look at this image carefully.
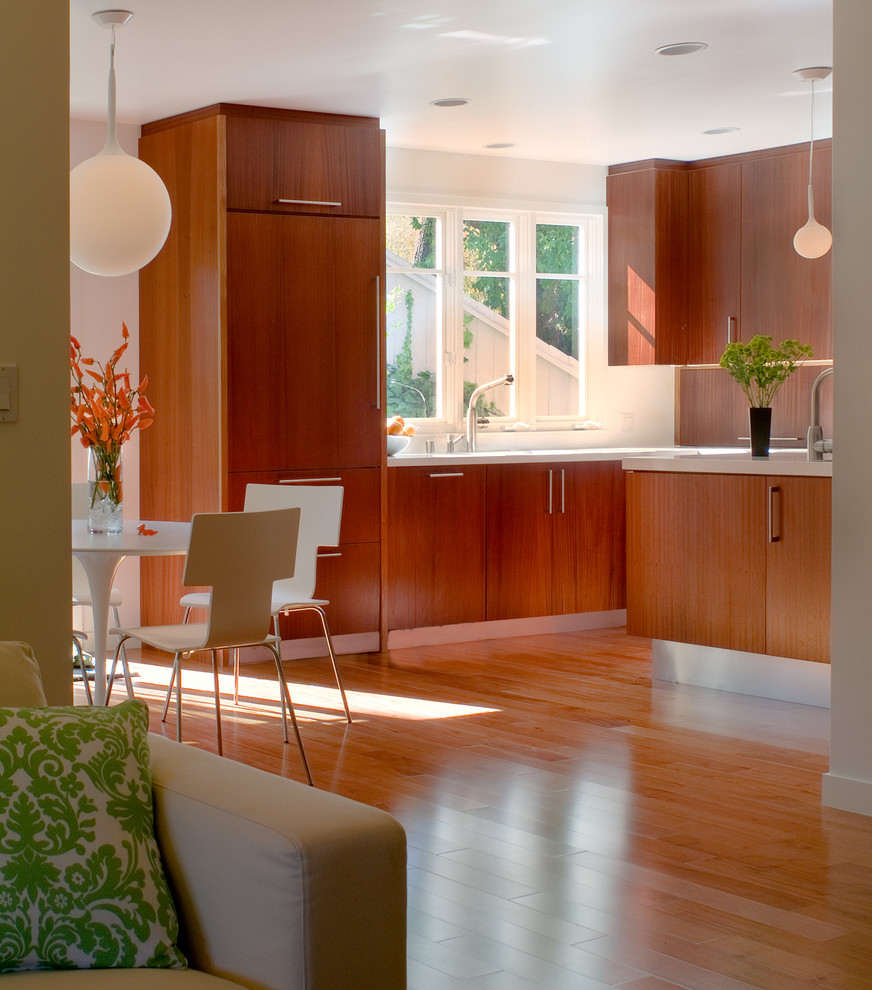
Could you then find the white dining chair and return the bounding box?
[111,507,312,784]
[175,484,352,723]
[71,482,134,700]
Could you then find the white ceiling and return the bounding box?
[68,0,833,167]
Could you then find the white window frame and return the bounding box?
[386,202,605,435]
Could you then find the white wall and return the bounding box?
[386,147,677,450]
[0,1,70,703]
[70,118,143,629]
[822,0,872,815]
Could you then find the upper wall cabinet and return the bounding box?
[608,141,832,366]
[606,161,689,365]
[224,113,383,217]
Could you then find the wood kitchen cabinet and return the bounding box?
[386,466,486,630]
[138,104,385,642]
[486,461,626,620]
[608,141,832,368]
[606,161,689,366]
[626,470,831,662]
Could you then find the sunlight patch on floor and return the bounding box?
[126,662,500,722]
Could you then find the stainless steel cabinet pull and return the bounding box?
[316,551,342,558]
[375,275,381,410]
[429,472,464,478]
[561,469,566,514]
[280,477,343,484]
[727,316,736,344]
[275,198,342,207]
[768,485,781,543]
[547,470,553,514]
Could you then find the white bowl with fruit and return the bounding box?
[386,416,415,455]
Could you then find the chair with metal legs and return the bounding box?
[111,507,312,784]
[177,484,352,723]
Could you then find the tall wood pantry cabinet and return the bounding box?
[138,104,386,651]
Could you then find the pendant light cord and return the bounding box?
[807,78,816,185]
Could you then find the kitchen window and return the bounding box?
[385,205,602,433]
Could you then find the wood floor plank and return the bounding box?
[101,627,872,990]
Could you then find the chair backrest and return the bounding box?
[243,484,343,601]
[183,507,301,649]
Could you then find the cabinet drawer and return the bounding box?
[225,116,382,217]
[228,468,381,545]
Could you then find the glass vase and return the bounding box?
[87,444,124,534]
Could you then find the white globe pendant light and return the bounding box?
[70,10,172,277]
[792,66,833,260]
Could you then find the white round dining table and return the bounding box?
[71,519,191,705]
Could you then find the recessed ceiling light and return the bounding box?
[430,97,470,108]
[703,127,740,135]
[656,42,708,57]
[485,142,517,149]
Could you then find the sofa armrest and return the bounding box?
[148,734,406,990]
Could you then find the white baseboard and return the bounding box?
[387,609,626,650]
[822,773,872,816]
[652,639,830,708]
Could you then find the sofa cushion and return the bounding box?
[0,700,186,974]
[0,642,48,707]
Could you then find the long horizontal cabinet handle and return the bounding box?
[736,437,802,442]
[316,551,342,558]
[429,472,465,478]
[274,198,342,207]
[279,477,343,483]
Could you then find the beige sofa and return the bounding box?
[0,642,407,989]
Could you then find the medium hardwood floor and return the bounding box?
[89,627,872,990]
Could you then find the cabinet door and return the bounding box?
[741,149,832,357]
[607,165,689,366]
[626,472,766,652]
[226,212,382,472]
[553,462,626,614]
[687,162,741,364]
[765,476,831,662]
[387,466,486,630]
[486,464,553,620]
[225,115,383,218]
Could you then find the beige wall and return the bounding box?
[0,1,71,702]
[823,0,872,814]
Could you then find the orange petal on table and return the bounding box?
[137,524,158,536]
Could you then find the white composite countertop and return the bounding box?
[622,448,832,477]
[388,446,676,467]
[388,445,833,476]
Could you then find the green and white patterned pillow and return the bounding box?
[0,699,186,973]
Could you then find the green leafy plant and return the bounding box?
[719,335,813,407]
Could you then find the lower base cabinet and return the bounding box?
[386,460,626,630]
[486,461,626,620]
[228,469,381,641]
[626,471,831,662]
[386,466,486,630]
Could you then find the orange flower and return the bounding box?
[70,324,155,506]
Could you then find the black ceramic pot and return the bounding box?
[749,406,772,457]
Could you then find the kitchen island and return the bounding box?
[622,449,832,707]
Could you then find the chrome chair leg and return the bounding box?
[211,649,223,756]
[175,654,183,743]
[312,605,352,723]
[72,634,93,705]
[270,642,312,786]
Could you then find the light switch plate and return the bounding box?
[0,365,18,422]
